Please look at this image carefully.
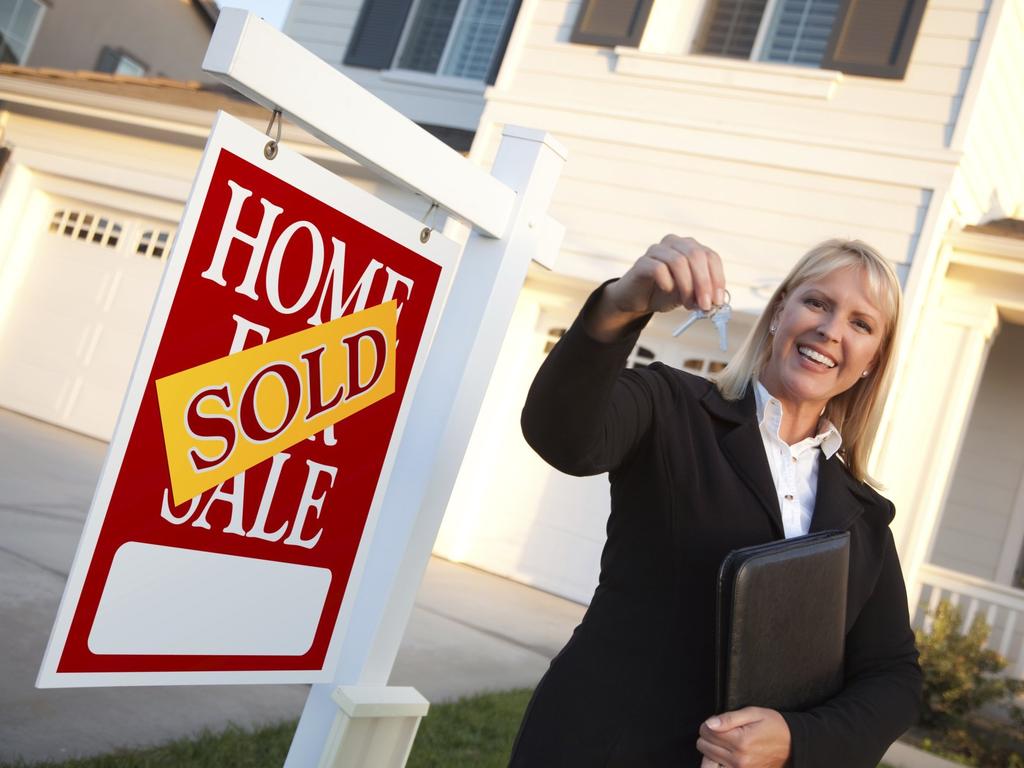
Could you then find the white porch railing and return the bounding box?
[913,563,1024,679]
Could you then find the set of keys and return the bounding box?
[670,291,731,352]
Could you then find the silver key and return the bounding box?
[711,304,731,351]
[671,308,708,337]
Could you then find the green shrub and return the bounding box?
[915,600,1022,728]
[913,599,1024,766]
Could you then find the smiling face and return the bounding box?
[759,266,886,418]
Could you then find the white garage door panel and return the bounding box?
[0,359,64,413]
[0,192,173,440]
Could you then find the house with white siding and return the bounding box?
[283,0,1024,676]
[0,0,1022,681]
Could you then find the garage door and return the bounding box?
[0,194,176,440]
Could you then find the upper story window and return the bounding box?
[395,0,518,80]
[345,0,521,84]
[696,0,841,66]
[96,46,147,77]
[0,0,44,65]
[571,0,928,80]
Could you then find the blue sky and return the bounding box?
[216,1,291,29]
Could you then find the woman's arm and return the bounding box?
[522,236,726,475]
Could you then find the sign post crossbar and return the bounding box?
[203,9,516,239]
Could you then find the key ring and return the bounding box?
[671,290,732,337]
[709,289,731,316]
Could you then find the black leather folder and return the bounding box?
[715,530,850,713]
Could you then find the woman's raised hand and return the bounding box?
[586,236,727,342]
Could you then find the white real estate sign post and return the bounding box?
[54,8,561,766]
[199,14,566,764]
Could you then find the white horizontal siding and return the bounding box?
[482,98,954,185]
[507,69,952,148]
[951,0,1024,221]
[472,108,936,296]
[919,7,989,37]
[285,0,364,64]
[4,115,201,187]
[930,0,989,11]
[551,196,915,273]
[504,0,985,155]
[530,0,579,38]
[900,62,973,96]
[532,0,581,27]
[553,178,916,260]
[563,151,923,229]
[562,135,928,204]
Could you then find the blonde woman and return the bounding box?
[512,236,922,767]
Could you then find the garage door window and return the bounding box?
[543,325,657,369]
[136,229,173,259]
[683,357,727,377]
[49,209,123,248]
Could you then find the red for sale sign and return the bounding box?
[38,112,456,686]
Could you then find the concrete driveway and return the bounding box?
[0,408,585,763]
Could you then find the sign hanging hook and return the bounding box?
[420,201,439,243]
[264,109,283,160]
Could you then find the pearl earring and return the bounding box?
[861,371,870,378]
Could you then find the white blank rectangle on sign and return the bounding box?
[88,542,331,656]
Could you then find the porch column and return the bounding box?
[880,294,999,612]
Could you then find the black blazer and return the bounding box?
[511,293,922,767]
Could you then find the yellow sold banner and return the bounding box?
[157,301,397,505]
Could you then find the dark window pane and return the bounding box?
[762,0,840,65]
[695,0,769,58]
[570,0,655,47]
[344,0,418,70]
[396,0,460,73]
[442,0,516,80]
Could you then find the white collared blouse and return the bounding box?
[753,380,843,538]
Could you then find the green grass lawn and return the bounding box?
[0,688,895,767]
[0,689,532,768]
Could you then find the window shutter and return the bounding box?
[485,0,522,84]
[694,0,769,58]
[821,0,927,79]
[570,0,655,47]
[344,0,417,69]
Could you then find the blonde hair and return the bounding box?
[715,239,902,486]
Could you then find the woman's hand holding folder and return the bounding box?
[696,706,791,768]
